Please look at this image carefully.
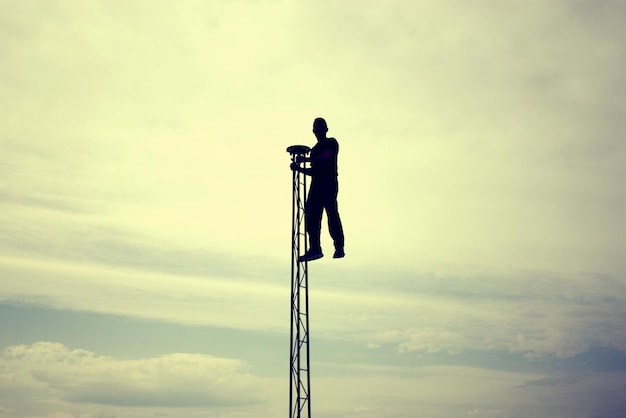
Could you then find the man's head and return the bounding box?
[312,117,328,139]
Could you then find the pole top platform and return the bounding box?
[286,145,310,155]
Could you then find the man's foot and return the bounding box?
[333,248,345,259]
[298,249,323,262]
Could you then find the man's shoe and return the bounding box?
[298,249,323,262]
[333,249,345,259]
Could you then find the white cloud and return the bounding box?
[0,342,268,414]
[3,342,626,418]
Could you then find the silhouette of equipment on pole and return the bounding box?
[287,144,312,418]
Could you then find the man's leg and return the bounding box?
[301,184,324,261]
[324,181,344,257]
[326,202,344,256]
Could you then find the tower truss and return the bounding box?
[287,145,312,418]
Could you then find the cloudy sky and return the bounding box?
[1,0,625,417]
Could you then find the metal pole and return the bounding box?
[287,145,311,418]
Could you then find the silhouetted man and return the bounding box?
[291,117,345,262]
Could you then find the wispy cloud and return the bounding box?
[519,371,626,418]
[3,252,625,361]
[0,255,288,333]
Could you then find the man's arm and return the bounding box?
[297,138,338,164]
[292,139,338,174]
[297,150,334,164]
[290,162,312,175]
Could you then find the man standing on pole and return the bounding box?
[291,117,345,262]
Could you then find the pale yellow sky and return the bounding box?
[2,0,623,274]
[1,1,626,417]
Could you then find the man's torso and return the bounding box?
[310,138,339,180]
